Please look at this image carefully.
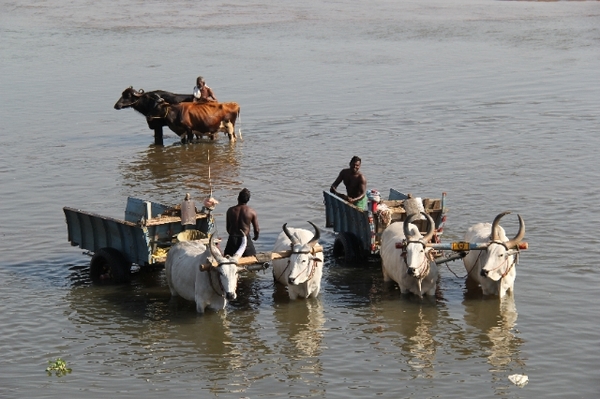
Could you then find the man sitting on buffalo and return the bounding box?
[193,76,218,102]
[224,188,260,257]
[330,156,368,210]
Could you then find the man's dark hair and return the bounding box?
[350,155,361,164]
[238,188,251,204]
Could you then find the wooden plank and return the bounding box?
[154,244,325,267]
[145,213,207,226]
[236,244,324,266]
[231,245,323,266]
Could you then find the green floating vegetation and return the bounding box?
[46,358,72,377]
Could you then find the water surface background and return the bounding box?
[1,0,599,397]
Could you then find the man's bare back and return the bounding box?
[225,188,259,256]
[226,204,259,240]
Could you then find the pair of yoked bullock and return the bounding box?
[166,211,525,313]
[165,222,323,313]
[381,211,525,298]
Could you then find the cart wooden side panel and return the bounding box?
[324,191,372,252]
[64,207,150,266]
[64,197,214,267]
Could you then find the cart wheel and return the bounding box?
[333,233,362,262]
[90,248,131,284]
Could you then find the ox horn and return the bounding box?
[307,221,321,247]
[231,230,247,260]
[491,211,512,242]
[504,214,526,249]
[403,212,435,243]
[208,233,225,263]
[403,213,419,238]
[282,223,300,246]
[420,212,435,243]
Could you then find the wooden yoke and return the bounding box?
[239,244,324,266]
[202,244,324,269]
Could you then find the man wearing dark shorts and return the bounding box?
[224,188,260,257]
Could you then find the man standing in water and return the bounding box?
[224,188,260,257]
[193,76,218,102]
[330,156,368,210]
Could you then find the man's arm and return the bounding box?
[251,211,259,241]
[207,87,217,101]
[330,171,344,195]
[225,208,232,234]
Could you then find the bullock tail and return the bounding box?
[237,108,242,141]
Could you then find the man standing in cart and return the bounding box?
[224,188,260,257]
[330,156,367,210]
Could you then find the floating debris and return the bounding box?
[46,358,72,377]
[508,374,529,387]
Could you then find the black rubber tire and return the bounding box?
[90,247,131,284]
[333,232,363,262]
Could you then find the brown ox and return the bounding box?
[151,99,241,143]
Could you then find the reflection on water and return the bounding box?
[119,142,242,203]
[462,294,525,394]
[370,299,444,380]
[273,299,325,359]
[64,275,251,386]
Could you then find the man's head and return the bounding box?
[238,188,251,204]
[196,76,205,87]
[349,156,361,172]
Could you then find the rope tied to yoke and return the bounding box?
[401,240,432,280]
[443,242,520,280]
[485,241,520,279]
[208,266,226,298]
[274,244,320,282]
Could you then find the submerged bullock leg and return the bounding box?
[153,126,164,146]
[226,121,235,141]
[180,130,194,144]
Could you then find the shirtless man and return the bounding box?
[224,188,260,257]
[193,76,218,102]
[330,156,368,210]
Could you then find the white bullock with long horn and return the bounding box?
[272,222,324,300]
[165,233,247,313]
[380,212,438,297]
[462,211,526,298]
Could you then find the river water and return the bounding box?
[1,0,599,397]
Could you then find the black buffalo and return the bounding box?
[114,86,193,131]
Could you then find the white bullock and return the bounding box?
[272,222,324,300]
[165,233,247,313]
[463,211,525,298]
[380,212,438,297]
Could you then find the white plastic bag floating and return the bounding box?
[508,374,529,387]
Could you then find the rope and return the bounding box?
[400,243,430,280]
[146,105,169,120]
[274,244,319,283]
[275,258,291,282]
[208,268,225,298]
